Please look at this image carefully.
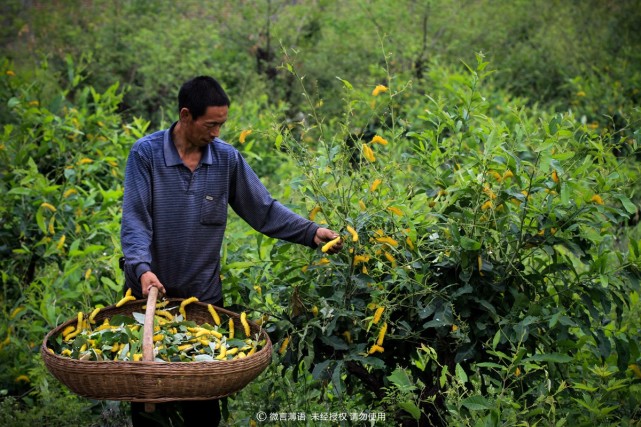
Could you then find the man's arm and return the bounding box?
[120,145,165,296]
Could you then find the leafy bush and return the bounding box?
[236,54,641,425]
[0,60,146,403]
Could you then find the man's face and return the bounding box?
[183,105,228,147]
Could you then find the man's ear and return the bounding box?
[178,107,192,121]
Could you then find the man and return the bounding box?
[120,75,342,426]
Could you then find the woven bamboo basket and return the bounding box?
[41,288,272,403]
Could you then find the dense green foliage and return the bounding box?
[1,1,640,426]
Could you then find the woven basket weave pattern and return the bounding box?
[41,299,272,402]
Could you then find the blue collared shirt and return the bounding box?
[120,123,319,303]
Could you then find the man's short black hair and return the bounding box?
[178,76,230,120]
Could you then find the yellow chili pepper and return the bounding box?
[207,304,221,326]
[375,236,398,247]
[371,135,389,145]
[115,295,136,308]
[590,194,604,205]
[88,307,101,323]
[228,318,235,339]
[384,251,396,266]
[279,336,290,355]
[239,129,252,144]
[377,322,387,346]
[216,346,227,360]
[362,143,376,162]
[346,225,359,242]
[405,236,415,250]
[373,306,384,324]
[370,179,382,192]
[368,344,384,354]
[196,328,223,339]
[61,325,75,338]
[321,236,342,253]
[40,202,57,212]
[353,254,370,265]
[386,206,403,216]
[155,310,174,321]
[240,312,251,337]
[309,206,321,221]
[179,296,199,319]
[64,312,84,341]
[371,85,388,96]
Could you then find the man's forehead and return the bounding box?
[201,105,229,122]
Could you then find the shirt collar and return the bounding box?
[163,122,214,167]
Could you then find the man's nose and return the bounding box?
[209,126,221,138]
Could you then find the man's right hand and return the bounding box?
[140,271,166,297]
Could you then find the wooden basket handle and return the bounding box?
[142,286,158,413]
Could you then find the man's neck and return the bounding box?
[172,122,202,171]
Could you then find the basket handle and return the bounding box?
[142,286,158,413]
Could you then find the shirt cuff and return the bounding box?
[135,263,151,281]
[308,223,320,248]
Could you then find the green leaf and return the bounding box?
[312,361,332,382]
[615,194,637,214]
[398,401,421,420]
[462,395,491,410]
[460,236,481,251]
[331,360,343,396]
[222,261,255,271]
[346,353,386,369]
[523,353,573,363]
[319,335,349,350]
[476,362,504,369]
[36,208,46,234]
[387,367,416,393]
[551,151,575,161]
[549,117,559,135]
[439,365,449,388]
[491,330,501,350]
[455,363,468,383]
[336,76,353,90]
